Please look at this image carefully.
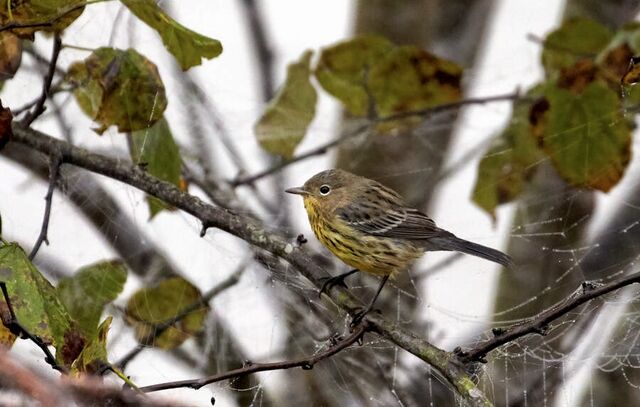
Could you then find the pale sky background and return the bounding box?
[2,1,637,406]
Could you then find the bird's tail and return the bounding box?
[431,236,513,268]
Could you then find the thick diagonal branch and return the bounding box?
[8,124,491,406]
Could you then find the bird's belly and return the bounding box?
[311,218,423,276]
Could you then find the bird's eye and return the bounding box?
[319,185,331,195]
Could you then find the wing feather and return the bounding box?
[336,183,448,240]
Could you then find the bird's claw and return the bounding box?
[318,275,350,298]
[349,307,380,328]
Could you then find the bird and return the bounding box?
[286,169,512,324]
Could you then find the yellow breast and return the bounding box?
[303,198,423,276]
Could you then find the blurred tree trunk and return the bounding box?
[490,1,640,405]
[330,1,498,405]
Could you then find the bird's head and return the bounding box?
[285,169,360,212]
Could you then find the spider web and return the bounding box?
[4,1,640,407]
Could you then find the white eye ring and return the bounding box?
[319,185,331,195]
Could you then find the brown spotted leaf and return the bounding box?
[0,32,21,80]
[368,45,462,118]
[473,91,544,218]
[0,0,85,39]
[0,242,73,360]
[0,99,13,150]
[540,82,631,191]
[542,18,612,77]
[125,277,207,349]
[315,35,395,116]
[66,47,167,134]
[71,317,111,375]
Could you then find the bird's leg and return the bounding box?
[351,274,390,326]
[318,269,360,297]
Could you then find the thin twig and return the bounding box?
[29,153,62,260]
[413,253,464,280]
[21,35,62,126]
[114,264,246,370]
[232,122,372,186]
[140,322,368,393]
[0,282,66,373]
[232,91,526,186]
[238,0,274,101]
[457,271,640,363]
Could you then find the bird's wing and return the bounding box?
[336,184,447,240]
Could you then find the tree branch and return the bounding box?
[232,91,527,186]
[114,263,246,370]
[238,0,275,101]
[457,271,640,364]
[28,152,62,260]
[21,34,62,126]
[7,124,491,406]
[140,322,368,393]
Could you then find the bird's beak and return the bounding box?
[285,187,308,196]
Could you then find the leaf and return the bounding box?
[0,323,16,347]
[539,82,631,191]
[0,32,21,80]
[129,118,182,217]
[66,47,167,134]
[0,0,85,39]
[125,277,207,349]
[368,45,462,118]
[472,96,544,217]
[315,35,395,116]
[57,260,126,340]
[71,317,112,375]
[542,18,612,77]
[0,99,13,150]
[254,50,317,158]
[121,0,222,70]
[0,242,72,350]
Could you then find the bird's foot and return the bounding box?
[349,307,380,328]
[318,269,359,298]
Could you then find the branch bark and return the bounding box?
[7,123,492,406]
[458,271,640,363]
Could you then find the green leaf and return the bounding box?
[57,260,126,340]
[542,18,612,77]
[472,98,544,218]
[125,277,207,349]
[121,0,222,70]
[0,0,85,39]
[254,50,317,158]
[540,82,631,191]
[129,118,182,217]
[368,45,462,118]
[71,317,112,375]
[315,35,395,116]
[66,47,167,134]
[0,243,72,351]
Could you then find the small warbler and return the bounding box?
[286,169,512,322]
